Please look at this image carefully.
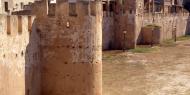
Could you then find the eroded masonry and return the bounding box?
[102,0,189,50]
[0,0,102,95]
[0,0,189,95]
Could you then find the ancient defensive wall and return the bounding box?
[139,13,190,43]
[0,15,41,95]
[0,0,103,95]
[33,0,103,95]
[102,0,190,50]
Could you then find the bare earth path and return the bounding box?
[103,40,190,95]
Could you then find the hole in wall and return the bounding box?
[64,62,68,64]
[21,51,24,56]
[129,10,133,14]
[3,54,5,58]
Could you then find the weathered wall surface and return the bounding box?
[141,13,189,42]
[0,0,14,14]
[102,0,189,49]
[185,16,190,35]
[111,0,144,49]
[103,17,114,50]
[113,0,136,49]
[135,0,144,45]
[35,0,102,95]
[0,15,40,95]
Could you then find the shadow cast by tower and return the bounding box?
[25,19,41,95]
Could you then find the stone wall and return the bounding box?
[0,0,103,95]
[113,0,136,49]
[110,0,144,49]
[34,0,103,95]
[185,16,190,35]
[0,15,41,95]
[135,0,144,45]
[139,13,189,43]
[102,0,189,49]
[102,17,114,50]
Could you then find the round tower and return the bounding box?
[37,0,102,95]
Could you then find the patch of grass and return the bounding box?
[103,54,115,60]
[145,24,161,29]
[161,39,176,47]
[128,46,157,53]
[177,35,190,41]
[103,51,128,61]
[160,35,190,47]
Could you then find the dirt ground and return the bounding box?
[103,40,190,95]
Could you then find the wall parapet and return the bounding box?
[0,15,35,36]
[140,12,190,43]
[0,14,40,95]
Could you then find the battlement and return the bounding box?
[0,14,40,95]
[46,0,100,17]
[0,15,35,36]
[12,0,102,18]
